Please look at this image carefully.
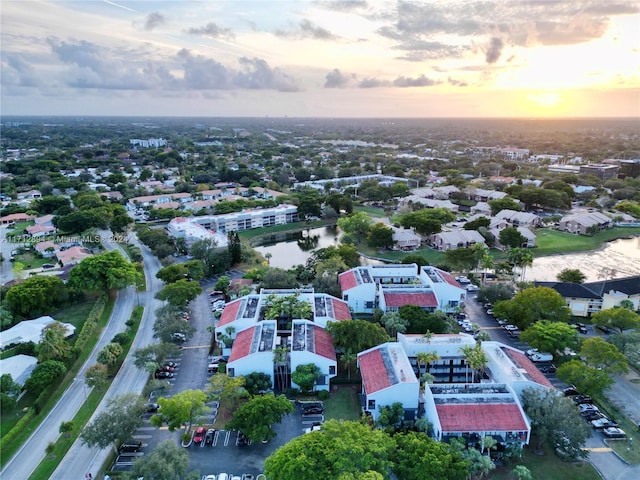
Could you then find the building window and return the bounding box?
[329,366,336,375]
[365,301,374,309]
[227,368,234,377]
[344,295,349,301]
[368,399,376,410]
[316,375,327,386]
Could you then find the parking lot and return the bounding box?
[111,270,322,477]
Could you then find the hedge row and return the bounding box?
[74,295,107,351]
[0,408,35,453]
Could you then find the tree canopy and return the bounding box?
[150,389,208,431]
[264,420,395,480]
[291,363,321,393]
[131,440,191,480]
[326,320,389,353]
[492,287,569,330]
[5,275,67,319]
[80,393,145,454]
[580,337,628,375]
[521,387,589,458]
[155,279,202,307]
[592,307,640,333]
[556,268,586,284]
[519,321,578,357]
[227,393,294,443]
[68,250,138,292]
[556,360,615,397]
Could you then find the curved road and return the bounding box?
[0,232,162,480]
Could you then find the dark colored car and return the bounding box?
[539,364,557,373]
[158,365,175,372]
[574,323,588,334]
[120,440,142,453]
[584,411,606,421]
[237,431,250,446]
[163,361,177,368]
[205,428,215,445]
[572,395,593,405]
[145,403,160,413]
[596,325,614,334]
[42,263,55,269]
[303,406,324,415]
[193,427,206,444]
[563,386,580,396]
[155,370,174,379]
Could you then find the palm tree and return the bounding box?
[265,252,272,265]
[459,345,474,383]
[340,351,357,380]
[416,351,440,384]
[463,344,489,383]
[38,321,72,362]
[273,346,290,393]
[422,329,434,344]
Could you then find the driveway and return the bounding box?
[464,295,640,480]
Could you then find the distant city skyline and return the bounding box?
[1,0,639,118]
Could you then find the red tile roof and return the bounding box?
[331,299,352,320]
[338,271,358,291]
[506,349,554,388]
[359,348,391,394]
[438,269,461,287]
[313,326,336,361]
[383,292,437,308]
[228,327,255,363]
[217,299,242,327]
[436,403,528,432]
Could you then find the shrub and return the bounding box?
[318,390,330,400]
[111,332,130,345]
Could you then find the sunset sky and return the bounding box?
[1,0,639,117]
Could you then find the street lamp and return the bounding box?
[75,376,88,402]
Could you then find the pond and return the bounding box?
[524,237,640,283]
[253,226,341,269]
[255,226,640,284]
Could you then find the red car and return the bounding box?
[193,427,206,444]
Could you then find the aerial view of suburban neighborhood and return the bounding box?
[1,2,639,480]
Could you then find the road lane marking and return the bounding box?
[181,345,210,350]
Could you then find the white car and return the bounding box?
[466,284,479,292]
[526,348,539,357]
[202,476,217,480]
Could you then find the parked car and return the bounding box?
[163,361,177,368]
[155,370,174,379]
[242,475,255,480]
[530,352,554,362]
[579,405,600,416]
[202,475,217,480]
[120,440,142,452]
[574,323,588,334]
[603,427,626,438]
[42,263,55,269]
[237,431,250,446]
[158,365,175,372]
[563,386,580,396]
[205,428,215,445]
[145,402,160,413]
[503,324,518,331]
[303,405,324,415]
[193,427,206,444]
[572,395,593,405]
[584,411,606,421]
[496,318,508,326]
[596,325,614,334]
[466,284,479,292]
[538,364,557,373]
[486,309,494,316]
[592,417,619,430]
[171,332,186,343]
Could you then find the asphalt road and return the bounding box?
[0,232,142,480]
[47,232,165,480]
[0,225,21,284]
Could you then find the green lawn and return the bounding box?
[324,386,360,421]
[237,219,333,243]
[533,227,640,256]
[13,252,50,269]
[353,205,387,218]
[488,448,600,480]
[55,299,98,331]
